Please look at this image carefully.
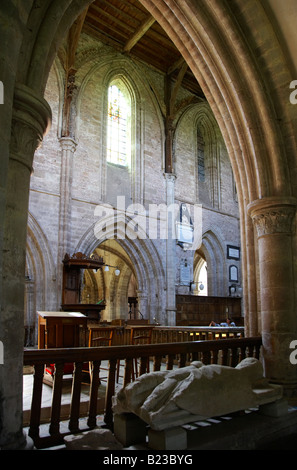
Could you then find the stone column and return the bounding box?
[136,290,148,321]
[164,173,177,326]
[57,136,77,304]
[248,196,297,394]
[0,84,51,449]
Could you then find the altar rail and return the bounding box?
[23,336,261,449]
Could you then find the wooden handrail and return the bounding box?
[23,336,261,449]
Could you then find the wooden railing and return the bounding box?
[152,326,244,343]
[90,325,245,346]
[23,336,261,449]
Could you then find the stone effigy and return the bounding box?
[112,358,283,431]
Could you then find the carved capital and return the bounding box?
[59,136,77,153]
[248,197,296,237]
[10,84,52,172]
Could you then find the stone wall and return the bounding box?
[25,33,241,342]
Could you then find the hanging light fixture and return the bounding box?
[103,263,120,275]
[115,267,120,276]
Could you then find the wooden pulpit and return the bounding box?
[61,252,106,319]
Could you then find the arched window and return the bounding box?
[107,80,131,166]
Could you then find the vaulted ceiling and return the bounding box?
[81,0,205,99]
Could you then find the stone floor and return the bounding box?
[23,406,297,451]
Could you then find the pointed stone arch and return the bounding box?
[195,229,227,297]
[25,213,57,344]
[74,214,166,323]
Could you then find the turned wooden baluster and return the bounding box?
[212,348,219,364]
[202,350,211,365]
[166,354,174,370]
[221,348,229,365]
[69,361,83,433]
[230,348,239,367]
[28,363,44,444]
[153,355,162,371]
[49,362,64,437]
[179,352,187,368]
[124,357,133,385]
[104,358,117,429]
[139,355,150,375]
[88,360,100,428]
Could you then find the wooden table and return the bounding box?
[37,311,87,349]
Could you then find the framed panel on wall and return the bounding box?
[227,245,240,260]
[229,265,238,282]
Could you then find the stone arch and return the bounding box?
[92,240,137,321]
[193,250,208,296]
[25,213,57,344]
[194,103,224,209]
[15,1,296,226]
[18,1,295,198]
[74,215,166,323]
[197,229,227,297]
[175,101,225,207]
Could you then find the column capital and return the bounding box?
[248,196,296,237]
[59,136,77,152]
[10,83,52,172]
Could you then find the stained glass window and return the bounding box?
[107,83,131,166]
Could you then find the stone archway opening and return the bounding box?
[83,239,139,323]
[193,252,208,296]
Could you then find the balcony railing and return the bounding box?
[23,336,261,449]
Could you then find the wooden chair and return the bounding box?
[89,327,115,347]
[86,327,115,382]
[130,326,154,379]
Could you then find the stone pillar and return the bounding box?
[164,173,177,326]
[57,136,77,303]
[0,84,51,449]
[136,290,148,320]
[248,197,297,394]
